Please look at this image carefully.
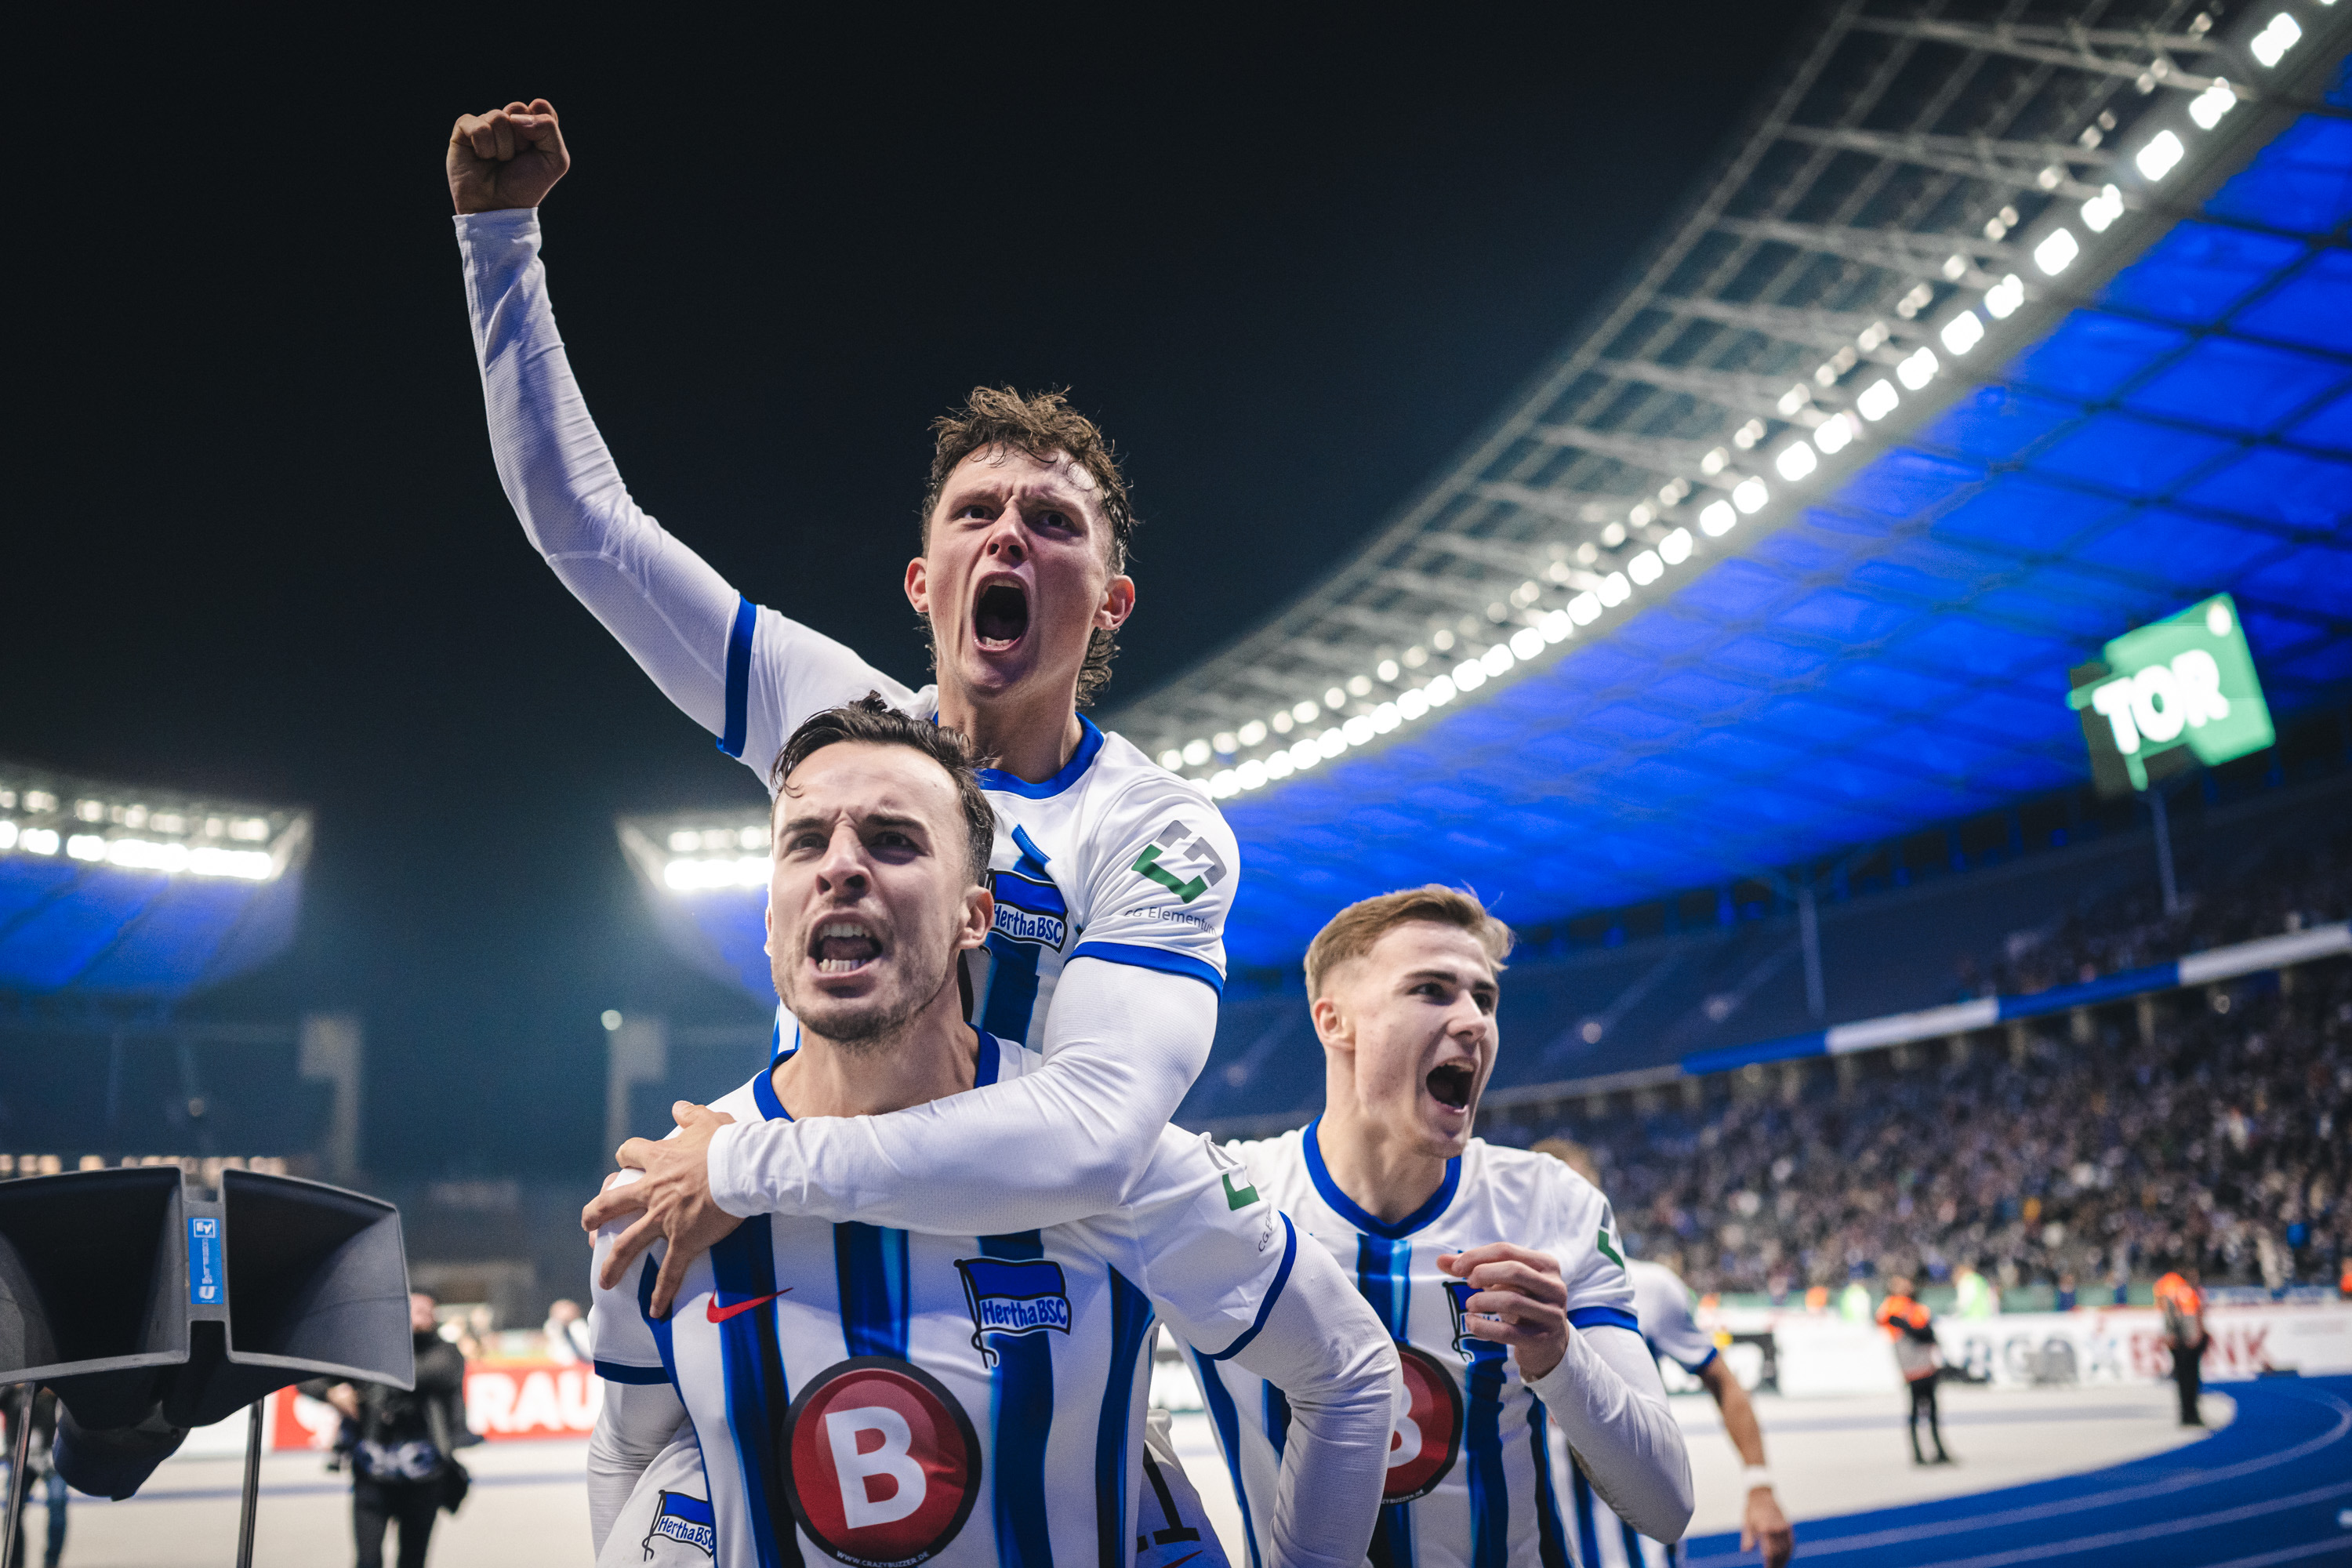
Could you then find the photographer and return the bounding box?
[302,1290,469,1568]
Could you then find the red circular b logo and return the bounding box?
[1385,1343,1464,1502]
[780,1357,982,1567]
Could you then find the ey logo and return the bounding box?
[1131,821,1228,905]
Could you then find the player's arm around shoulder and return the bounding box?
[1098,1130,1394,1568]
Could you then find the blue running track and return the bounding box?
[1682,1376,2352,1568]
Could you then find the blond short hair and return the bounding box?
[1303,885,1513,1000]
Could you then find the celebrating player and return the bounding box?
[1536,1141,1795,1568]
[446,101,1242,1301]
[1193,887,1693,1567]
[585,700,1395,1566]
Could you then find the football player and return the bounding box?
[445,100,1243,1308]
[586,699,1393,1566]
[1194,887,1692,1566]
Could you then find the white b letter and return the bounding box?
[825,1406,925,1528]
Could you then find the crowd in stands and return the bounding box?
[1514,837,2352,1302]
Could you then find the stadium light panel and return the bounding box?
[1626,551,1663,587]
[1510,626,1548,660]
[1731,477,1769,514]
[1939,311,1985,356]
[1896,347,1940,390]
[1568,591,1602,624]
[1658,528,1693,566]
[1597,571,1632,606]
[1984,274,2025,319]
[20,828,58,855]
[2136,129,2187,180]
[2188,82,2237,130]
[1773,442,1818,481]
[2080,184,2126,234]
[2033,227,2082,275]
[1238,720,1267,746]
[1856,379,1900,421]
[1698,500,1737,537]
[1813,412,1857,455]
[2249,11,2303,65]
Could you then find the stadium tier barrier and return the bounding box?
[1680,921,2352,1077]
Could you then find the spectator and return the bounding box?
[1,1385,65,1568]
[542,1298,592,1365]
[1875,1277,1951,1466]
[303,1290,470,1568]
[1952,1261,1996,1319]
[2155,1265,2208,1428]
[2054,1272,2078,1312]
[1838,1274,1873,1323]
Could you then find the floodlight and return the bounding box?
[1397,688,1430,720]
[1540,609,1573,642]
[1984,274,2026,318]
[1316,728,1347,758]
[1237,720,1267,746]
[1699,500,1738,537]
[1598,572,1632,606]
[1731,477,1769,514]
[2136,130,2185,180]
[1857,379,1900,421]
[1568,591,1602,624]
[1373,702,1401,732]
[1158,749,1183,770]
[1210,770,1237,798]
[2188,82,2235,129]
[1287,739,1320,771]
[2034,228,2081,275]
[1896,347,1939,390]
[21,828,58,855]
[1773,443,1818,481]
[1940,311,1985,355]
[1265,752,1296,779]
[1236,760,1267,790]
[1342,715,1374,746]
[1814,412,1857,455]
[1453,659,1487,693]
[1627,551,1663,586]
[1658,528,1693,565]
[1510,626,1547,660]
[1290,700,1318,723]
[2249,12,2302,66]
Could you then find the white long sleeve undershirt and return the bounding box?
[1531,1322,1695,1542]
[456,211,1218,1237]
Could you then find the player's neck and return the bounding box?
[772,977,978,1120]
[936,679,1086,785]
[1316,1102,1454,1226]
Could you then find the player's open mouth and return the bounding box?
[811,920,883,975]
[972,582,1029,652]
[1427,1062,1474,1110]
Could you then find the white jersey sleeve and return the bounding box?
[1064,770,1241,991]
[1628,1258,1719,1374]
[456,209,924,785]
[1080,1131,1393,1568]
[586,1171,690,1553]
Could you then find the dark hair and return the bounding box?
[770,695,996,887]
[919,386,1138,709]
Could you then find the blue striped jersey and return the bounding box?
[1562,1261,1713,1568]
[1193,1124,1637,1568]
[714,601,1240,1052]
[590,1033,1297,1568]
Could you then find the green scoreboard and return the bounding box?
[2068,593,2274,797]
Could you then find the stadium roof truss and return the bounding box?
[1105,0,2352,969]
[0,762,312,1002]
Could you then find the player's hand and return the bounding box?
[1743,1485,1794,1568]
[1438,1243,1570,1380]
[448,99,569,214]
[582,1102,740,1317]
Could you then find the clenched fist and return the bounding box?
[448,99,570,214]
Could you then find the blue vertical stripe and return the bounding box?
[1092,1269,1157,1568]
[706,1218,802,1568]
[981,1231,1054,1567]
[833,1223,909,1360]
[1355,1236,1415,1568]
[1261,1385,1292,1459]
[1571,1464,1603,1568]
[1621,1515,1650,1567]
[1190,1350,1263,1568]
[717,596,757,758]
[1526,1398,1571,1568]
[1464,1340,1509,1568]
[978,836,1054,1044]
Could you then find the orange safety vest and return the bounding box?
[1876,1294,1932,1334]
[2154,1272,2204,1315]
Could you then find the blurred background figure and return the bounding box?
[2155,1266,2209,1428]
[1875,1277,1951,1467]
[1951,1261,1997,1319]
[1837,1272,1873,1324]
[2053,1272,2078,1312]
[540,1298,592,1365]
[1,1385,67,1568]
[1538,1138,1796,1568]
[301,1290,470,1568]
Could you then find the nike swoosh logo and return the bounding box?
[706,1288,789,1323]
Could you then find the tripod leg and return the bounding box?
[2,1384,32,1568]
[234,1399,263,1568]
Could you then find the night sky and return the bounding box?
[10,9,1816,1175]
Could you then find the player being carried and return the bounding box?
[587,700,1395,1566]
[445,101,1242,1300]
[1193,887,1693,1567]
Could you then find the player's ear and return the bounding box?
[1309,993,1351,1051]
[763,892,775,958]
[959,885,994,951]
[1095,573,1134,631]
[906,557,931,615]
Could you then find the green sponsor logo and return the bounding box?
[1595,1228,1625,1272]
[1222,1172,1259,1210]
[1131,820,1229,906]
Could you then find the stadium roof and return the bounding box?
[616,811,779,1005]
[0,761,310,1002]
[1105,2,2352,971]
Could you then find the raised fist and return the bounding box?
[448,99,570,214]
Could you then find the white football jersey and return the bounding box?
[1562,1261,1712,1568]
[591,1033,1296,1568]
[1194,1125,1638,1568]
[720,601,1239,1050]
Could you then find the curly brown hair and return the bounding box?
[769,694,996,889]
[918,387,1138,710]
